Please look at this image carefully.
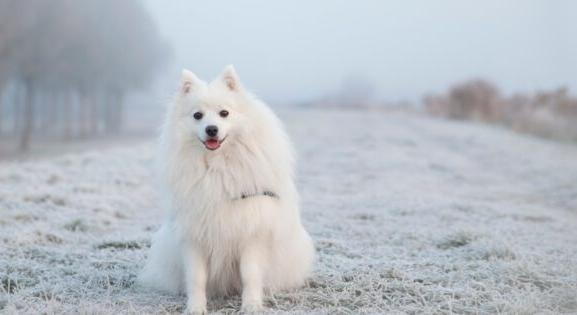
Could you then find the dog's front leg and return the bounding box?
[183,244,208,315]
[240,242,265,313]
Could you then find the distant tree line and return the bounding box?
[0,0,169,151]
[424,80,577,142]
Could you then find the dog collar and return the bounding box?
[235,190,279,201]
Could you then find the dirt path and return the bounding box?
[1,109,576,314]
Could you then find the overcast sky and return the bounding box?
[144,0,577,103]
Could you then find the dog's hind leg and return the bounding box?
[138,222,184,294]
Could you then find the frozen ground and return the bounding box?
[1,108,577,314]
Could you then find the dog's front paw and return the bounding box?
[240,301,264,314]
[184,304,207,315]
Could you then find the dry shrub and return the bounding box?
[425,81,577,141]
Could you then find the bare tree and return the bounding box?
[0,0,170,151]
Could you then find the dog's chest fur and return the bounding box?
[199,141,280,200]
[167,140,283,241]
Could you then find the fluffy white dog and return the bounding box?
[138,66,314,314]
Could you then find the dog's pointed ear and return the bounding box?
[219,65,241,92]
[181,69,202,94]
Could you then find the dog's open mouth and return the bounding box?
[203,137,226,150]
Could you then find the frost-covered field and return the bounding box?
[1,108,577,314]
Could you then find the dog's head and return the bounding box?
[173,65,252,152]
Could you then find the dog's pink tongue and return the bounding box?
[205,139,220,150]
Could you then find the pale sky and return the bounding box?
[144,0,577,103]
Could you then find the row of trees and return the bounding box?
[424,80,577,141]
[0,0,169,151]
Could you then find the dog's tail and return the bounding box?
[137,222,184,294]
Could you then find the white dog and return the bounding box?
[138,66,314,314]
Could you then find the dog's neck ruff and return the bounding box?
[234,190,279,201]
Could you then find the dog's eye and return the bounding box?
[219,110,229,118]
[193,112,203,120]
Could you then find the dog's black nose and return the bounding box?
[205,125,218,137]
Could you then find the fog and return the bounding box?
[1,1,576,157]
[145,0,577,103]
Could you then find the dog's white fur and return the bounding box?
[138,66,314,314]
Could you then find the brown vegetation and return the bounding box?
[424,80,577,142]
